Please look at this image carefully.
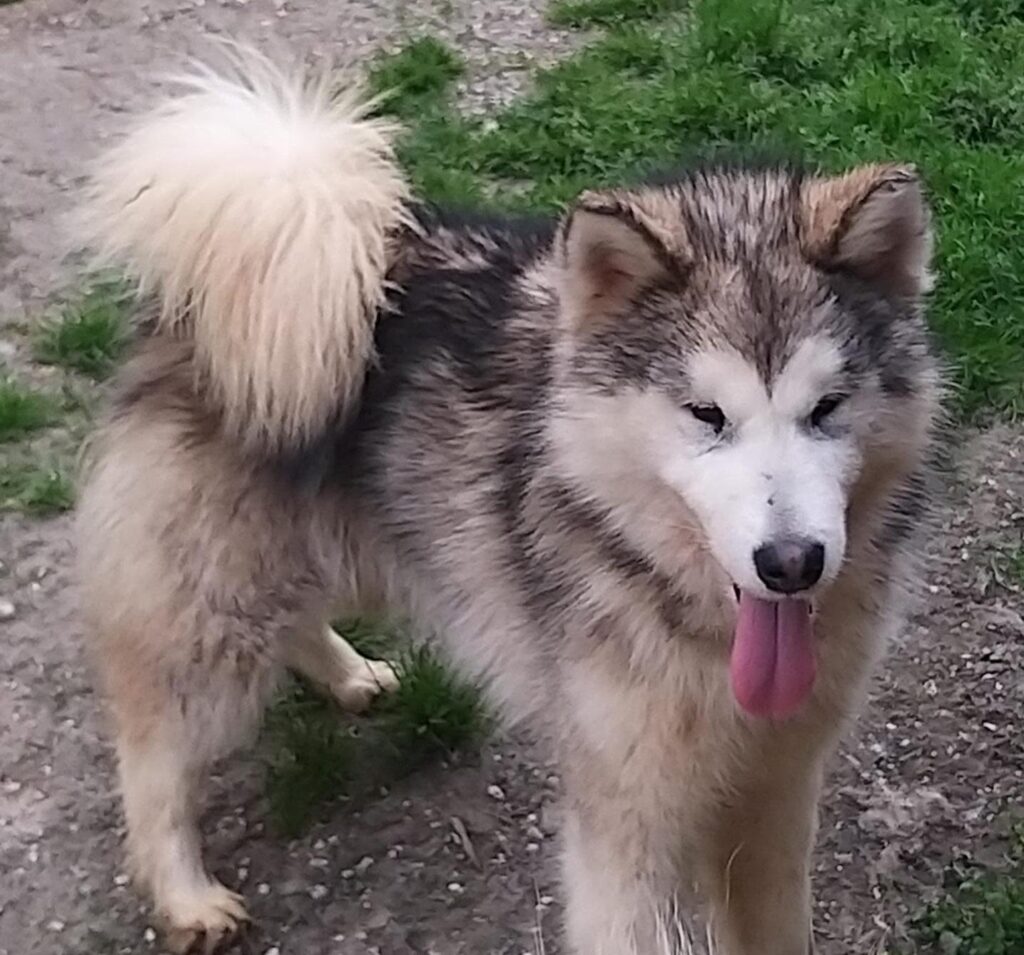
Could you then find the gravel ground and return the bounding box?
[1,2,1022,954]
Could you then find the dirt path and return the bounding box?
[1,3,1022,954]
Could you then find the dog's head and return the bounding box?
[548,164,940,710]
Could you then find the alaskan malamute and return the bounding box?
[76,51,942,955]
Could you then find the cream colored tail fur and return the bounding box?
[77,49,410,453]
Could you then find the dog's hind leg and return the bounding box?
[78,400,336,952]
[102,600,283,954]
[116,710,252,954]
[281,624,398,713]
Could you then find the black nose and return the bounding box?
[753,538,825,594]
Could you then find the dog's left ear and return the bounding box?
[559,190,689,329]
[800,164,933,299]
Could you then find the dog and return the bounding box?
[74,50,942,955]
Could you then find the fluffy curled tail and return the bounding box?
[76,48,410,454]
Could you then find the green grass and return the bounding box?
[265,619,488,835]
[0,463,74,515]
[34,279,132,378]
[0,378,74,515]
[911,824,1024,955]
[368,36,465,118]
[0,379,58,442]
[994,547,1024,588]
[549,0,687,27]
[375,644,490,755]
[264,680,359,837]
[375,0,1024,418]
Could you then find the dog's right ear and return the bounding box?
[558,190,689,330]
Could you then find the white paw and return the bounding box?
[161,880,249,954]
[332,658,399,712]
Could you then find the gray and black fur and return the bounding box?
[76,55,942,955]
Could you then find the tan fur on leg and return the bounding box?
[117,724,249,954]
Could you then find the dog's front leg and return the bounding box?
[701,761,822,955]
[561,795,682,955]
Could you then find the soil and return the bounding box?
[1,2,1021,954]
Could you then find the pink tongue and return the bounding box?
[730,592,816,720]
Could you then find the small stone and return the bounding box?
[309,884,328,900]
[447,882,464,894]
[265,948,281,955]
[939,931,961,955]
[355,856,374,874]
[0,599,15,621]
[486,784,505,800]
[256,882,271,896]
[47,920,65,932]
[113,873,129,886]
[143,928,156,943]
[540,804,562,834]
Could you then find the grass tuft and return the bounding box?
[0,464,74,515]
[368,36,465,118]
[265,622,487,836]
[0,379,58,442]
[377,644,491,757]
[34,279,132,378]
[264,681,358,838]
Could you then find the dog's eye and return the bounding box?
[810,393,846,428]
[688,403,726,433]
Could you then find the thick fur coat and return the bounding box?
[75,51,942,955]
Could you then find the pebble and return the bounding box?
[939,931,961,955]
[0,599,15,621]
[486,784,505,800]
[310,883,328,900]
